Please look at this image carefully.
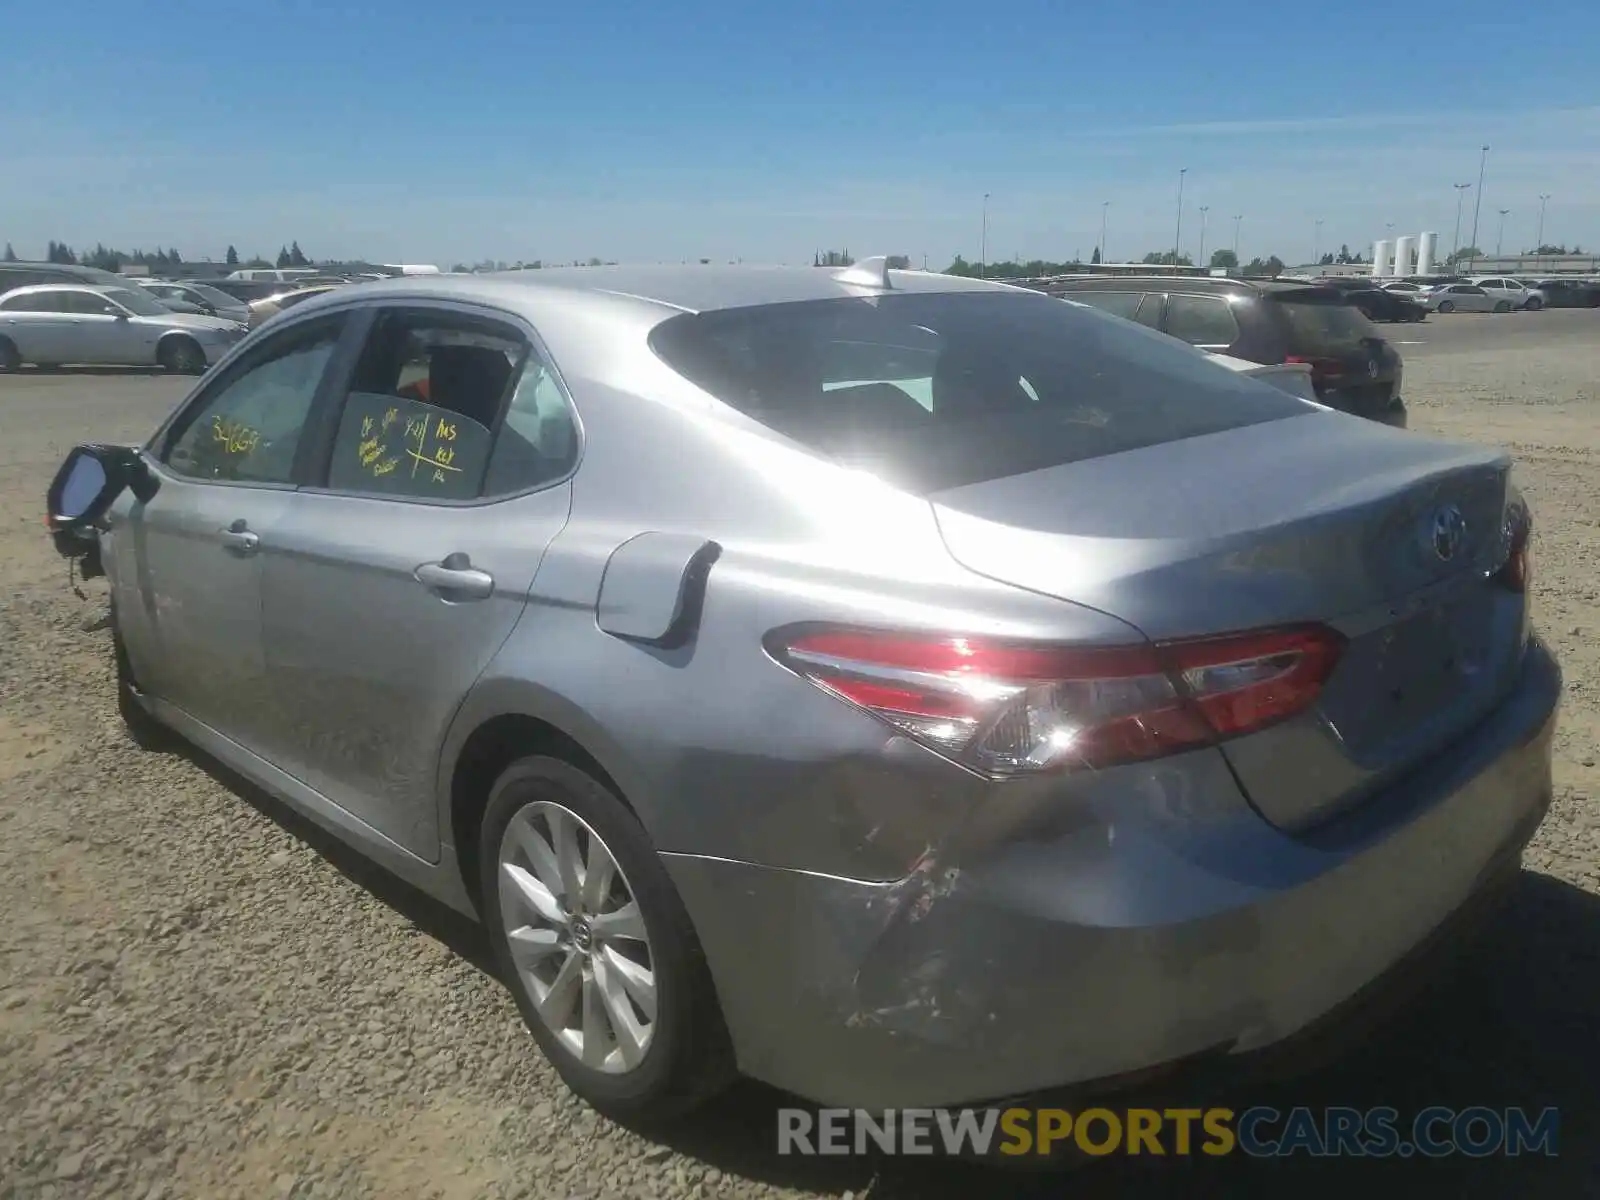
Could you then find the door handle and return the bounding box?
[219,520,259,555]
[415,553,493,600]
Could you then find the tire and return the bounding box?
[0,336,20,371]
[158,335,206,375]
[1525,297,1543,311]
[1494,300,1513,313]
[112,603,177,750]
[1437,300,1455,313]
[479,756,734,1123]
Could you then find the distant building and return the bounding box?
[1448,252,1599,277]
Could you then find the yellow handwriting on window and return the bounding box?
[436,446,454,467]
[358,436,386,467]
[211,416,260,456]
[361,414,374,437]
[436,418,456,441]
[383,407,399,430]
[432,468,447,484]
[405,415,428,441]
[373,457,400,477]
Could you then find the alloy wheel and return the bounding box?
[497,800,656,1074]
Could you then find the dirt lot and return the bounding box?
[2,312,1597,1199]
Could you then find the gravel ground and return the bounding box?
[2,314,1598,1199]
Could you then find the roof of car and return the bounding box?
[299,264,1025,317]
[0,282,122,294]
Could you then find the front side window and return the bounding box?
[59,291,120,316]
[0,292,45,312]
[649,291,1307,495]
[163,316,344,484]
[325,308,574,501]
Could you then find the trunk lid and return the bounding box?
[930,412,1527,831]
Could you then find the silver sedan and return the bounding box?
[1423,283,1499,313]
[0,283,247,372]
[45,263,1558,1123]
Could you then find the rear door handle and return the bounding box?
[415,553,493,600]
[219,520,259,555]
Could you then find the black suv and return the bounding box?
[1044,276,1406,427]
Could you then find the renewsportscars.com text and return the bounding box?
[777,1105,1559,1158]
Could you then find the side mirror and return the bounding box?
[46,443,157,535]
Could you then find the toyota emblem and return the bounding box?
[1430,505,1467,562]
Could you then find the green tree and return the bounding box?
[1090,246,1101,265]
[1242,255,1285,277]
[885,254,911,270]
[288,241,308,267]
[1142,250,1193,266]
[1209,248,1239,272]
[225,245,239,266]
[1319,253,1335,266]
[275,245,291,268]
[2,242,15,262]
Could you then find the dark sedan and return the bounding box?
[1531,279,1600,308]
[1345,287,1427,323]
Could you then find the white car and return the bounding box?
[1423,283,1499,314]
[0,283,247,373]
[1207,352,1319,400]
[1469,277,1546,311]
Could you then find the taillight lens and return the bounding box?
[769,624,1345,775]
[1495,497,1532,593]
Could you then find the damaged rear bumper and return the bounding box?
[663,637,1560,1110]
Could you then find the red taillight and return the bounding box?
[770,624,1345,775]
[1285,355,1346,378]
[1495,507,1532,593]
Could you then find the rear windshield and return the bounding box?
[1272,291,1380,354]
[648,291,1309,494]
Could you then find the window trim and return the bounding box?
[295,297,586,509]
[144,309,367,493]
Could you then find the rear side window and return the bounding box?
[1067,291,1144,320]
[648,291,1309,495]
[1164,294,1241,347]
[1272,292,1378,354]
[324,308,578,501]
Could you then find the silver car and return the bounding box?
[1423,283,1499,314]
[1469,277,1546,312]
[0,283,247,373]
[45,263,1558,1122]
[134,279,252,326]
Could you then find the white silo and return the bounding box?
[1393,235,1416,278]
[1417,231,1438,277]
[1373,239,1392,278]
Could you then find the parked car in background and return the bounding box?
[44,263,1555,1124]
[201,278,299,304]
[1051,275,1406,426]
[226,267,320,283]
[1424,284,1497,314]
[0,283,246,372]
[246,283,347,328]
[1344,287,1427,323]
[1530,278,1600,308]
[1469,277,1545,311]
[134,280,251,325]
[0,261,130,292]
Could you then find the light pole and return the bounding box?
[1315,218,1324,265]
[1232,214,1242,259]
[1198,206,1209,267]
[1173,168,1187,265]
[1468,144,1488,268]
[1099,201,1109,264]
[1496,208,1510,257]
[1451,183,1472,260]
[1536,194,1551,255]
[980,192,990,279]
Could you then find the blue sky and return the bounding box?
[3,0,1597,268]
